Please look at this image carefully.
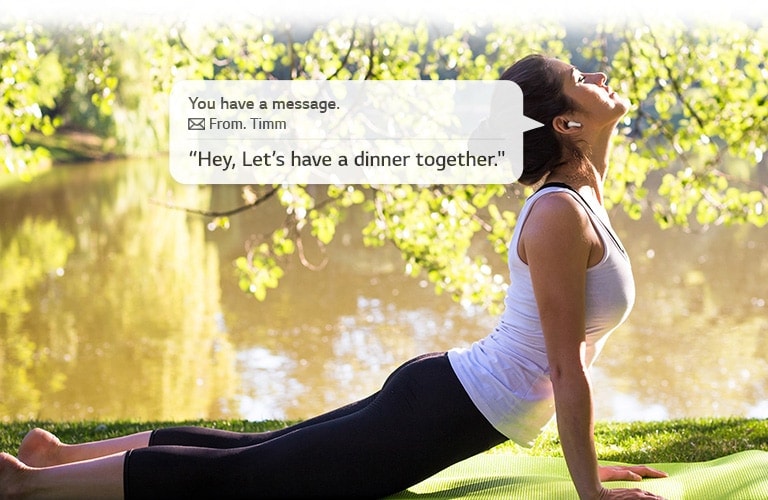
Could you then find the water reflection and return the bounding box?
[0,160,238,422]
[0,217,74,419]
[0,158,766,423]
[595,216,768,420]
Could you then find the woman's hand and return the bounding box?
[599,465,668,482]
[593,465,669,499]
[596,486,667,499]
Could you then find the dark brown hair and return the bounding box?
[500,54,585,185]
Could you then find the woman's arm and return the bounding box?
[522,192,602,498]
[521,193,665,500]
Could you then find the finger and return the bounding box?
[606,469,643,482]
[625,471,642,482]
[631,466,669,478]
[607,487,666,499]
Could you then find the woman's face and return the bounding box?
[551,59,629,128]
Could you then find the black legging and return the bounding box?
[123,352,507,499]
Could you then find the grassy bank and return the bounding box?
[2,417,766,464]
[507,417,768,463]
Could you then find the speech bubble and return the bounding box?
[169,79,542,185]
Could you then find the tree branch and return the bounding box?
[325,23,358,80]
[648,28,706,131]
[151,185,279,218]
[364,26,376,80]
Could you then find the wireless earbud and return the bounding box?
[567,121,582,128]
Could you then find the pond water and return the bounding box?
[1,157,766,423]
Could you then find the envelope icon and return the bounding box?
[188,118,205,130]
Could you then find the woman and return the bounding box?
[0,55,667,499]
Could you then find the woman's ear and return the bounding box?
[552,116,581,134]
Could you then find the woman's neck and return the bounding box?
[545,162,605,205]
[548,127,615,204]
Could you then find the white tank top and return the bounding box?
[448,185,635,446]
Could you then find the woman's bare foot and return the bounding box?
[0,451,30,499]
[17,428,64,468]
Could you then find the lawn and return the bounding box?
[2,417,766,463]
[3,418,767,499]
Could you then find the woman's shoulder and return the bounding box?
[524,189,591,236]
[516,188,595,265]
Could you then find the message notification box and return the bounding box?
[170,79,543,185]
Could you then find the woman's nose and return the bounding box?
[588,72,608,86]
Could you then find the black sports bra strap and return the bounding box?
[536,181,574,192]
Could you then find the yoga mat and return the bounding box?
[387,450,768,499]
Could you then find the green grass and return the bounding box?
[0,419,291,456]
[2,418,767,464]
[495,417,768,463]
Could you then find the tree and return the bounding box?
[2,16,766,313]
[595,20,768,229]
[0,21,63,178]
